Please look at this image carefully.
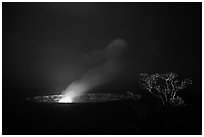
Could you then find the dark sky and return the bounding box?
[3,3,201,95]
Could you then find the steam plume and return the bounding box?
[60,39,127,101]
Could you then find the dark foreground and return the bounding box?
[3,91,202,135]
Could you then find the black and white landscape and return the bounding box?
[3,2,202,135]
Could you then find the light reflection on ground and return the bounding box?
[58,96,73,103]
[26,93,141,103]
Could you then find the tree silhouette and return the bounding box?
[139,72,192,107]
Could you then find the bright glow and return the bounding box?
[58,96,72,103]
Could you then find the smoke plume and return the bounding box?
[60,39,127,101]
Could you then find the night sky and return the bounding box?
[3,3,201,95]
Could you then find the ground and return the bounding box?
[3,89,201,135]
